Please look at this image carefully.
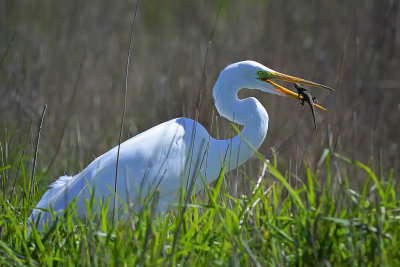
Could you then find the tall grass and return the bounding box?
[1,0,399,265]
[1,148,399,265]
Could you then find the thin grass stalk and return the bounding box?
[113,0,141,224]
[28,104,47,202]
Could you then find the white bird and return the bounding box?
[29,60,332,231]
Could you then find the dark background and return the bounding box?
[1,0,399,193]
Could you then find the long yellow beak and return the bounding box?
[262,72,333,110]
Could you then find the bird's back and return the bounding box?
[30,118,215,230]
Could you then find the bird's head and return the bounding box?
[214,60,333,110]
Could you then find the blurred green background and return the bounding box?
[0,0,399,192]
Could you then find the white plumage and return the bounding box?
[30,60,331,231]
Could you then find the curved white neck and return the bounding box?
[211,77,269,173]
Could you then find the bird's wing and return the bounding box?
[30,118,213,226]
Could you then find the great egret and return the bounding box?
[29,60,332,231]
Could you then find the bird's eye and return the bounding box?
[257,71,264,76]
